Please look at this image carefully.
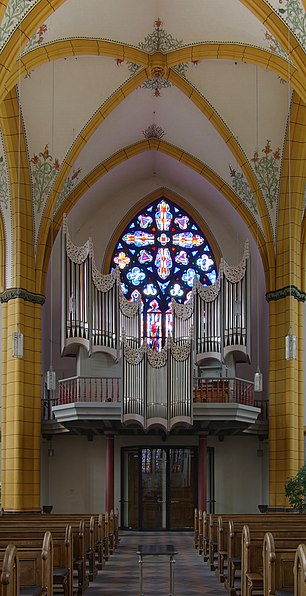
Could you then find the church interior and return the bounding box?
[0,0,305,535]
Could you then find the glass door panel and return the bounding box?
[122,446,197,530]
[169,448,195,529]
[141,448,167,529]
[123,448,139,529]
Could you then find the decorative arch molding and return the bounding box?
[0,87,35,290]
[168,69,271,235]
[239,0,306,75]
[2,39,304,104]
[301,215,306,294]
[167,46,304,101]
[276,92,306,291]
[0,1,8,24]
[102,186,222,274]
[0,0,66,95]
[0,209,5,291]
[36,63,272,268]
[36,138,272,296]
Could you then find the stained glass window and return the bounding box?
[111,197,217,349]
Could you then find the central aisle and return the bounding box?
[88,530,227,595]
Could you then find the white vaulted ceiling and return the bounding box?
[0,0,305,289]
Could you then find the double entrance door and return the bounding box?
[122,447,196,530]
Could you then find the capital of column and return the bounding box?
[266,285,306,303]
[0,288,45,305]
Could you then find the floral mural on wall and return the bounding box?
[31,145,81,213]
[229,140,281,218]
[276,0,305,48]
[142,123,166,139]
[23,23,47,53]
[229,166,258,215]
[263,29,288,58]
[55,167,82,213]
[263,1,305,52]
[0,155,9,209]
[251,140,281,209]
[123,19,189,97]
[262,0,305,58]
[0,0,37,50]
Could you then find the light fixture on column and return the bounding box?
[254,65,263,393]
[47,438,54,457]
[12,327,23,358]
[284,3,296,361]
[285,328,296,360]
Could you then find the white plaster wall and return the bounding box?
[211,435,269,513]
[41,435,107,513]
[41,433,268,518]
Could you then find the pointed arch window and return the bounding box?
[111,197,217,348]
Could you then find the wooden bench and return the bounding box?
[242,526,306,596]
[0,511,117,584]
[0,544,19,596]
[213,515,306,592]
[262,531,306,596]
[0,531,53,596]
[0,526,72,596]
[294,543,306,596]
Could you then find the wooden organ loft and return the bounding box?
[48,218,264,437]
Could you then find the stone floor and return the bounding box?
[86,530,226,595]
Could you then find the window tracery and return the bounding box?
[111,198,217,348]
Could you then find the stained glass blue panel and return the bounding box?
[110,197,217,348]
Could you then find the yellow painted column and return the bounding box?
[1,293,44,512]
[268,292,304,507]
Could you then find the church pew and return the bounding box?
[0,511,118,583]
[0,531,53,596]
[262,531,306,596]
[0,516,91,592]
[0,526,72,596]
[0,544,19,596]
[1,512,117,571]
[242,526,306,596]
[214,515,306,591]
[294,543,306,596]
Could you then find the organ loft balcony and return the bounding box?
[42,369,267,439]
[42,218,267,439]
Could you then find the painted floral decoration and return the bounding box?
[229,166,258,214]
[263,29,288,58]
[142,123,165,139]
[0,156,9,209]
[55,167,82,213]
[24,23,47,53]
[277,0,305,48]
[126,19,188,96]
[251,140,280,208]
[0,0,36,49]
[31,145,81,212]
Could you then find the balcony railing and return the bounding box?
[57,376,121,405]
[42,376,268,422]
[193,377,254,406]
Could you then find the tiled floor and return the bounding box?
[88,531,226,595]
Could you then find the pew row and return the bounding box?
[0,511,119,593]
[294,543,306,596]
[194,511,306,596]
[0,544,19,596]
[0,531,53,596]
[0,526,71,596]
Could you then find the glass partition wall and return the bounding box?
[121,446,198,530]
